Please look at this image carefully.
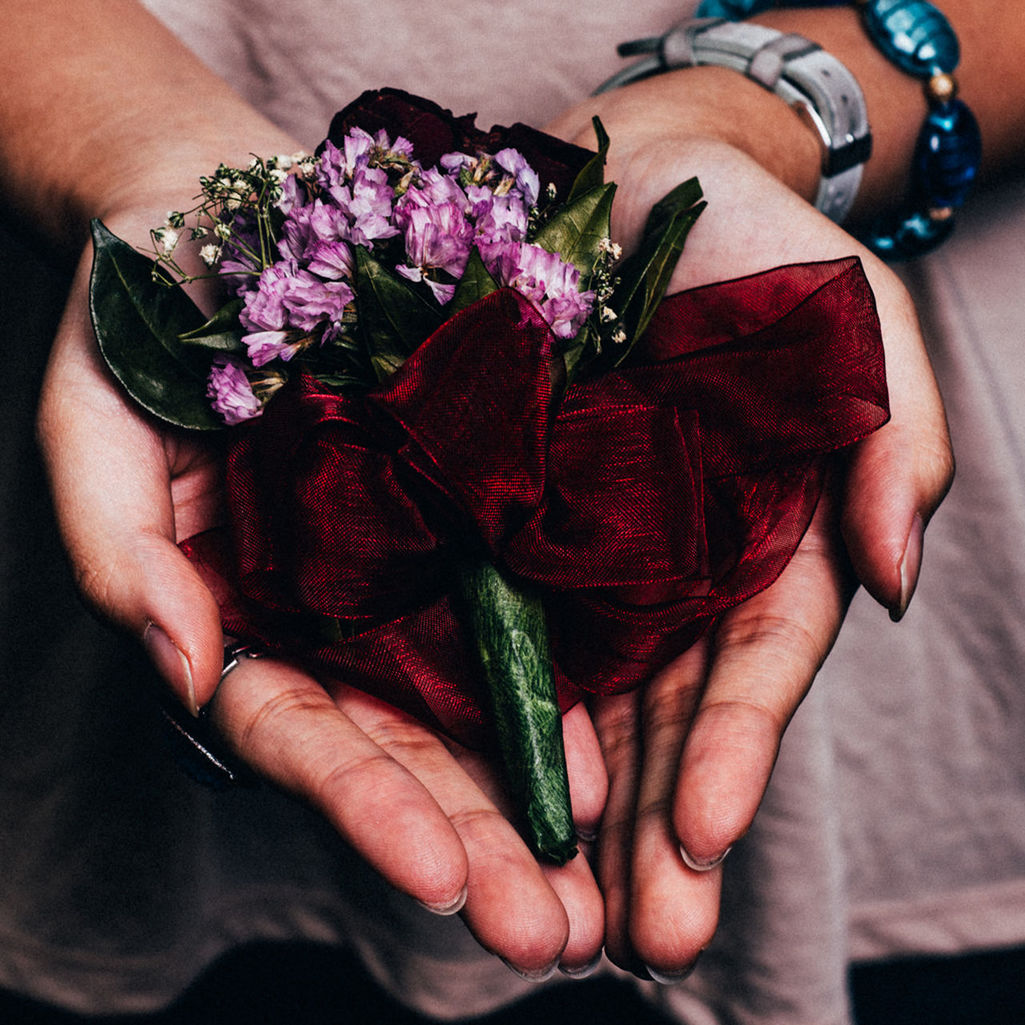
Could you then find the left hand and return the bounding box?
[593,488,851,977]
[546,73,953,978]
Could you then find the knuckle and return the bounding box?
[715,611,828,685]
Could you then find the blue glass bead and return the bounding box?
[696,0,847,16]
[864,208,955,260]
[862,0,960,77]
[695,0,773,18]
[912,99,981,210]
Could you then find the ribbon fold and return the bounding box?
[184,257,888,747]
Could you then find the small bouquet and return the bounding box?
[90,90,889,863]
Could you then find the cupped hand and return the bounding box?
[547,76,953,977]
[36,215,608,978]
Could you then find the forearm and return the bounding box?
[756,0,1025,219]
[0,0,296,258]
[554,0,1023,229]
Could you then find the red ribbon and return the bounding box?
[183,257,888,747]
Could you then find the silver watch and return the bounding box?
[596,18,872,224]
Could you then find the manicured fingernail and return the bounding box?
[559,949,603,979]
[417,885,467,916]
[890,513,924,622]
[143,623,197,716]
[502,957,560,983]
[679,844,731,872]
[644,960,698,985]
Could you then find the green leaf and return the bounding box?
[460,561,577,865]
[449,247,499,316]
[566,117,610,202]
[641,176,704,243]
[353,246,444,383]
[612,179,706,365]
[531,183,616,282]
[88,219,222,430]
[178,298,245,354]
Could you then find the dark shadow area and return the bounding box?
[2,941,1025,1025]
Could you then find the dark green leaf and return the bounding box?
[178,298,245,353]
[88,219,222,430]
[449,247,499,316]
[460,561,577,865]
[353,246,444,383]
[531,183,616,282]
[560,323,592,386]
[566,117,610,202]
[612,180,706,366]
[642,177,705,241]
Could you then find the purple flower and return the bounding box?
[480,240,594,339]
[243,330,301,367]
[398,166,470,215]
[317,134,372,189]
[207,355,262,424]
[275,173,307,215]
[306,239,354,280]
[400,202,474,279]
[277,202,321,262]
[240,261,298,332]
[494,148,540,206]
[282,271,354,332]
[395,264,457,305]
[466,185,529,243]
[218,210,263,289]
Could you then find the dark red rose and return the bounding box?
[325,88,594,201]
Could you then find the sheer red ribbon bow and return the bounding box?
[184,257,888,747]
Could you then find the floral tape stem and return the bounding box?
[461,561,577,864]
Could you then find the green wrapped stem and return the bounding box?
[461,562,577,864]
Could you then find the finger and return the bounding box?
[333,685,573,978]
[626,641,721,978]
[561,701,608,843]
[210,659,472,915]
[590,688,643,971]
[671,494,852,870]
[840,265,954,619]
[541,848,605,978]
[37,264,224,711]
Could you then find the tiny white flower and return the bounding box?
[600,305,617,323]
[159,229,179,253]
[214,222,232,241]
[612,327,627,345]
[199,244,220,267]
[598,237,623,260]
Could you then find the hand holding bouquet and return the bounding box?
[90,90,888,862]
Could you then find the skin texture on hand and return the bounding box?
[543,83,954,976]
[37,220,610,976]
[33,0,1025,989]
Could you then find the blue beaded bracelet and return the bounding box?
[695,0,981,259]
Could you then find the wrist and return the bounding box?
[554,64,821,203]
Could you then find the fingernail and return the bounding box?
[890,512,924,623]
[679,844,731,872]
[575,825,598,843]
[644,960,698,985]
[559,949,603,979]
[143,623,197,717]
[502,957,560,983]
[416,885,467,917]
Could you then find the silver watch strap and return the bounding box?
[597,19,872,224]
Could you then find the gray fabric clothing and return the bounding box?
[2,3,1024,1022]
